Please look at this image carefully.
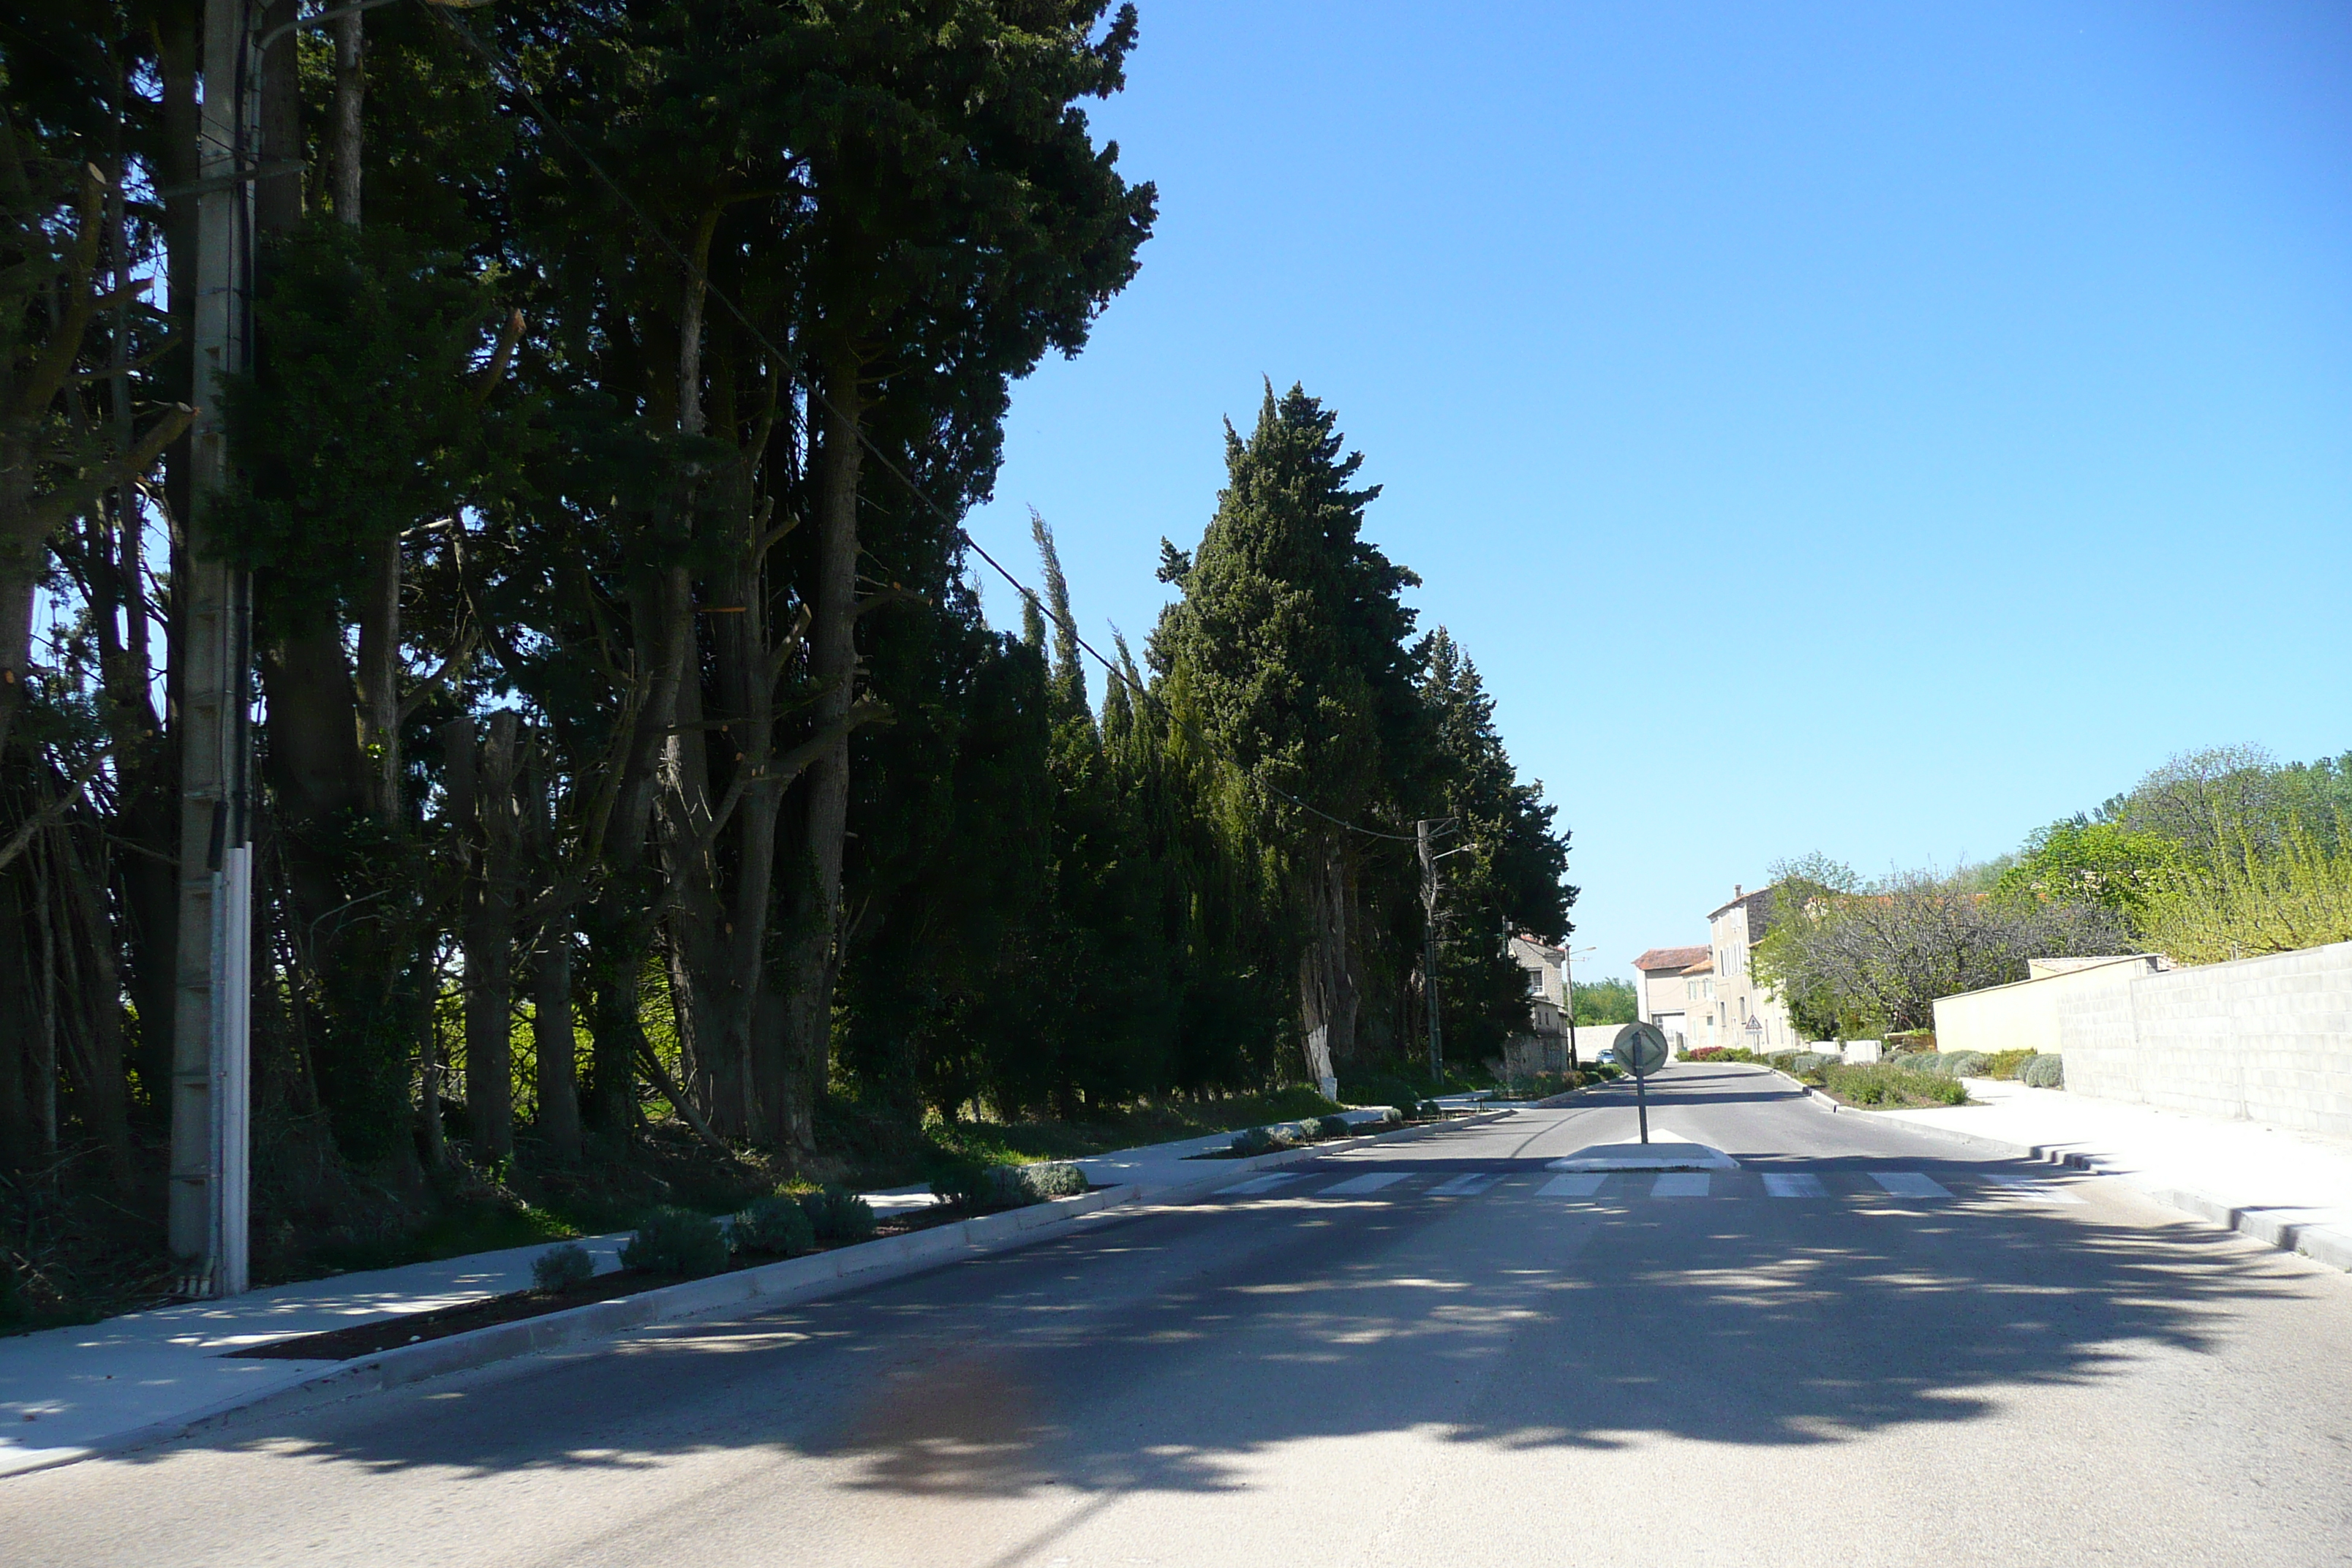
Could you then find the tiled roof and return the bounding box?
[1632,945,1709,973]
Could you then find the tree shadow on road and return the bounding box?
[116,1155,2328,1513]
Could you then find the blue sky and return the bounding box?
[962,0,2352,981]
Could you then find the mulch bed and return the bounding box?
[229,1199,1003,1363]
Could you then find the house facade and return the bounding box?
[1632,883,1803,1055]
[1501,935,1577,1076]
[1632,944,1711,1053]
[1705,884,1802,1053]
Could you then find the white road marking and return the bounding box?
[1985,1174,2086,1205]
[1652,1173,1709,1198]
[1430,1173,1502,1196]
[1763,1173,1827,1198]
[1323,1172,1409,1195]
[1870,1172,1952,1198]
[1538,1174,1607,1197]
[1221,1174,1304,1195]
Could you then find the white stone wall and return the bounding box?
[1932,957,2158,1058]
[2061,941,2352,1138]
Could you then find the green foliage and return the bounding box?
[1994,821,2183,920]
[221,217,500,622]
[2135,814,2352,964]
[731,1196,818,1256]
[797,1186,878,1243]
[1986,1049,2036,1080]
[1572,979,1637,1026]
[620,1207,728,1278]
[930,1159,996,1210]
[531,1243,595,1292]
[1316,1113,1354,1139]
[2021,1054,2065,1088]
[1823,1063,1967,1107]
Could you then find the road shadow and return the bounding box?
[115,1146,2329,1507]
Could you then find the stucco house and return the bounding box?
[1632,944,1711,1052]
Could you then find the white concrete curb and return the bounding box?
[1779,1068,2352,1275]
[26,1119,1470,1474]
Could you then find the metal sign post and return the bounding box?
[1612,1022,1670,1145]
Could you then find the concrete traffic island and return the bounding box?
[1546,1133,1739,1172]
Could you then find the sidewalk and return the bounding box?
[1871,1077,2352,1271]
[0,1106,1403,1478]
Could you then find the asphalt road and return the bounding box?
[10,1063,2352,1567]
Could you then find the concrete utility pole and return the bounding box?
[1563,945,1578,1071]
[1417,819,1443,1082]
[169,0,256,1297]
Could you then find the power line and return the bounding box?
[419,0,1420,847]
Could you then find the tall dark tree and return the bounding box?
[1152,384,1423,1085]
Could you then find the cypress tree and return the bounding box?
[1153,383,1421,1085]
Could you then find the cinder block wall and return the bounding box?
[2061,941,2352,1138]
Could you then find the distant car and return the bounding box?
[1597,1047,1619,1066]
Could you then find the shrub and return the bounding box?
[989,1161,1088,1205]
[732,1195,817,1256]
[799,1186,878,1243]
[1822,1063,1967,1108]
[1230,1126,1278,1155]
[2022,1053,2066,1088]
[531,1242,595,1293]
[1686,1046,1726,1060]
[1317,1113,1354,1139]
[1419,1098,1447,1115]
[1986,1048,2036,1081]
[1942,1051,1991,1078]
[930,1160,995,1210]
[621,1207,728,1278]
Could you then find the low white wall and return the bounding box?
[1931,957,2160,1058]
[2059,941,2352,1138]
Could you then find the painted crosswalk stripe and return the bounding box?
[1985,1174,2086,1205]
[1431,1173,1501,1196]
[1324,1172,1409,1195]
[1538,1174,1607,1198]
[1221,1173,1303,1195]
[1652,1173,1709,1198]
[1870,1172,1952,1198]
[1763,1173,1827,1198]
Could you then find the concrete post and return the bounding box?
[168,0,252,1297]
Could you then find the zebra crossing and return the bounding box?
[1215,1166,2092,1206]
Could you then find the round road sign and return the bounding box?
[1613,1021,1670,1077]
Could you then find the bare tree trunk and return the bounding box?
[331,9,363,227]
[29,836,55,1153]
[57,826,133,1190]
[0,569,33,766]
[418,998,446,1170]
[459,712,519,1159]
[1297,837,1356,1088]
[772,350,863,1153]
[584,566,693,1140]
[521,734,580,1158]
[0,871,29,1164]
[532,921,580,1159]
